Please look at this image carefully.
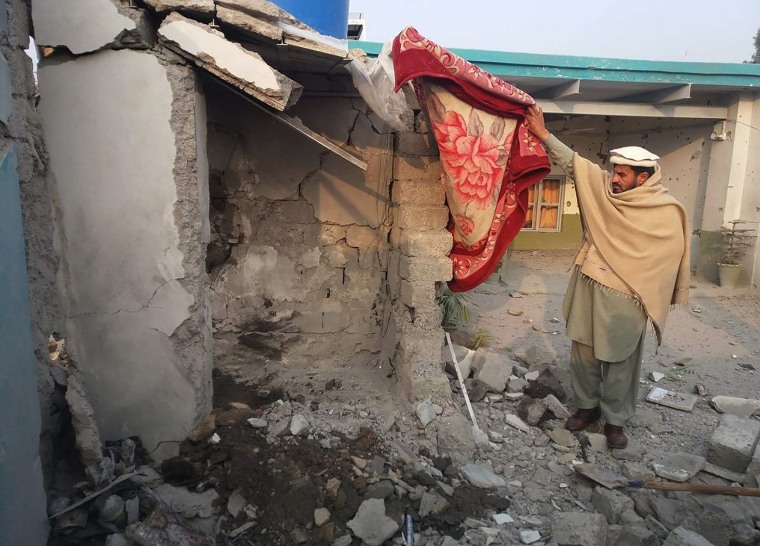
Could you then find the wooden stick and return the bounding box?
[629,480,760,497]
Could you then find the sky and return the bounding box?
[348,0,760,64]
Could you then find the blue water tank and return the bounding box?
[270,0,349,40]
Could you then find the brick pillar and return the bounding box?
[388,113,454,405]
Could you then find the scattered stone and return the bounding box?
[152,484,219,519]
[325,478,341,499]
[229,521,256,539]
[365,480,394,499]
[652,452,705,482]
[98,495,125,524]
[370,455,385,475]
[290,414,310,436]
[418,491,448,517]
[701,461,745,482]
[662,526,715,546]
[505,392,524,401]
[646,387,698,412]
[519,529,541,544]
[710,396,760,418]
[125,505,214,546]
[333,536,353,546]
[545,394,572,419]
[474,350,513,393]
[208,433,221,445]
[622,462,656,481]
[65,367,103,467]
[460,463,506,488]
[524,370,540,381]
[517,397,549,426]
[289,528,309,544]
[628,408,662,428]
[505,414,531,433]
[436,413,476,466]
[226,488,246,518]
[314,507,330,527]
[269,419,289,437]
[587,433,608,453]
[695,384,709,397]
[351,456,367,469]
[346,499,400,546]
[188,415,216,442]
[549,428,576,447]
[708,414,760,473]
[620,509,645,526]
[513,364,529,377]
[592,486,634,524]
[507,377,529,393]
[104,534,130,546]
[650,372,665,382]
[463,379,489,403]
[125,497,139,525]
[246,417,267,428]
[472,426,490,448]
[493,513,514,525]
[525,367,566,401]
[551,512,608,546]
[615,526,659,546]
[416,401,437,427]
[611,446,645,462]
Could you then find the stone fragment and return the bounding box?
[105,534,130,546]
[505,414,531,433]
[125,505,214,546]
[314,507,330,527]
[435,414,476,465]
[507,377,529,393]
[98,495,125,524]
[474,351,512,393]
[290,528,308,544]
[662,526,715,546]
[370,456,386,475]
[517,397,548,426]
[611,446,645,462]
[592,486,634,524]
[587,433,608,453]
[493,513,514,525]
[418,491,448,517]
[227,488,246,517]
[627,408,662,428]
[144,0,214,16]
[551,512,607,546]
[525,368,566,401]
[701,462,744,482]
[622,462,656,481]
[365,480,394,499]
[545,394,572,419]
[549,428,576,447]
[519,529,541,544]
[290,414,310,436]
[710,396,760,418]
[652,452,705,482]
[416,400,437,427]
[524,370,540,381]
[708,414,760,473]
[460,464,506,488]
[152,484,219,519]
[650,372,665,382]
[615,526,659,546]
[246,417,267,428]
[325,478,341,499]
[65,367,103,467]
[646,388,697,412]
[346,499,400,546]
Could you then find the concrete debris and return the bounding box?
[246,417,267,428]
[216,5,283,42]
[416,400,438,427]
[460,463,506,488]
[314,507,330,527]
[227,488,246,517]
[549,428,576,447]
[524,370,540,381]
[646,387,698,412]
[493,512,514,525]
[519,529,541,544]
[652,452,705,482]
[545,394,572,419]
[662,526,715,546]
[346,499,400,546]
[507,376,529,393]
[586,433,609,453]
[615,526,659,546]
[622,462,656,481]
[517,396,549,426]
[524,367,566,401]
[592,486,634,524]
[708,414,760,473]
[650,371,665,382]
[474,350,513,393]
[143,0,215,17]
[701,461,745,482]
[152,484,219,519]
[551,512,608,546]
[157,13,303,112]
[65,366,103,467]
[436,413,476,465]
[290,414,310,436]
[208,433,221,444]
[125,504,214,546]
[505,413,531,433]
[710,396,760,418]
[418,491,448,517]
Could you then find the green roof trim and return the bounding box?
[353,41,760,88]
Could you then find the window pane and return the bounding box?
[541,179,560,204]
[538,205,559,230]
[524,206,534,229]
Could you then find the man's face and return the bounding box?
[611,165,648,194]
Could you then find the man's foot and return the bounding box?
[604,424,628,449]
[566,407,601,432]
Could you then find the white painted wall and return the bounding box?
[38,49,211,455]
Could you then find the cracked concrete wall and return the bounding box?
[0,0,50,543]
[206,84,394,369]
[37,48,212,457]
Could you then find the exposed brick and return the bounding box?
[395,132,438,157]
[399,255,452,282]
[393,154,440,183]
[395,205,449,231]
[708,414,760,473]
[346,225,380,248]
[400,279,436,308]
[391,179,445,206]
[399,229,453,257]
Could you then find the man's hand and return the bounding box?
[525,105,551,142]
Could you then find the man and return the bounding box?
[524,105,690,448]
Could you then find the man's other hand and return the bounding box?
[525,105,551,142]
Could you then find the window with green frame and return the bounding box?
[522,176,564,232]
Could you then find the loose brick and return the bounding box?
[400,279,436,308]
[399,255,452,282]
[393,154,440,183]
[395,206,449,231]
[398,229,453,257]
[391,179,445,206]
[708,414,760,473]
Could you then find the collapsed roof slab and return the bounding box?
[143,0,215,18]
[158,12,301,111]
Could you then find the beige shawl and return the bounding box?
[573,154,690,345]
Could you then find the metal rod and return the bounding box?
[445,332,479,430]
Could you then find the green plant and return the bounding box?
[718,220,757,266]
[438,285,471,330]
[470,327,492,350]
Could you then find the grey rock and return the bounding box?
[650,496,688,531]
[508,377,529,393]
[314,507,330,527]
[611,446,645,462]
[710,396,760,418]
[440,538,461,546]
[662,526,715,546]
[333,536,353,546]
[592,486,634,524]
[517,396,549,426]
[474,350,513,393]
[513,364,529,377]
[645,515,670,540]
[587,433,609,453]
[416,400,437,427]
[460,463,506,488]
[418,491,448,517]
[627,409,662,428]
[551,511,607,545]
[227,488,246,517]
[549,428,576,447]
[519,529,541,544]
[152,484,219,519]
[652,452,705,482]
[98,495,125,523]
[730,523,760,546]
[680,496,730,546]
[518,344,558,369]
[614,526,659,546]
[525,367,566,401]
[247,417,267,428]
[270,418,289,437]
[622,462,656,482]
[370,455,385,475]
[365,480,394,499]
[464,378,489,403]
[545,394,571,419]
[620,510,645,526]
[505,413,531,433]
[436,413,476,466]
[290,414,310,436]
[125,497,139,525]
[702,462,744,483]
[290,528,309,544]
[708,414,760,473]
[346,499,400,546]
[105,535,130,546]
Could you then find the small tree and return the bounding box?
[718,220,757,265]
[749,26,760,63]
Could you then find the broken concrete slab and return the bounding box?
[524,367,566,401]
[517,397,548,426]
[505,414,530,433]
[435,413,476,466]
[32,0,153,55]
[346,499,400,546]
[144,0,215,17]
[65,366,103,467]
[416,400,437,427]
[216,5,283,42]
[701,462,745,483]
[460,464,506,488]
[710,396,760,418]
[152,484,219,519]
[158,13,302,111]
[662,526,715,546]
[646,388,698,412]
[474,350,512,393]
[545,394,571,419]
[708,414,760,473]
[551,512,607,546]
[622,462,656,482]
[652,452,705,482]
[592,486,634,524]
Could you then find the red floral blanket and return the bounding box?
[392,27,550,292]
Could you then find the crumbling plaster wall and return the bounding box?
[206,84,395,370]
[36,29,212,455]
[0,0,50,543]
